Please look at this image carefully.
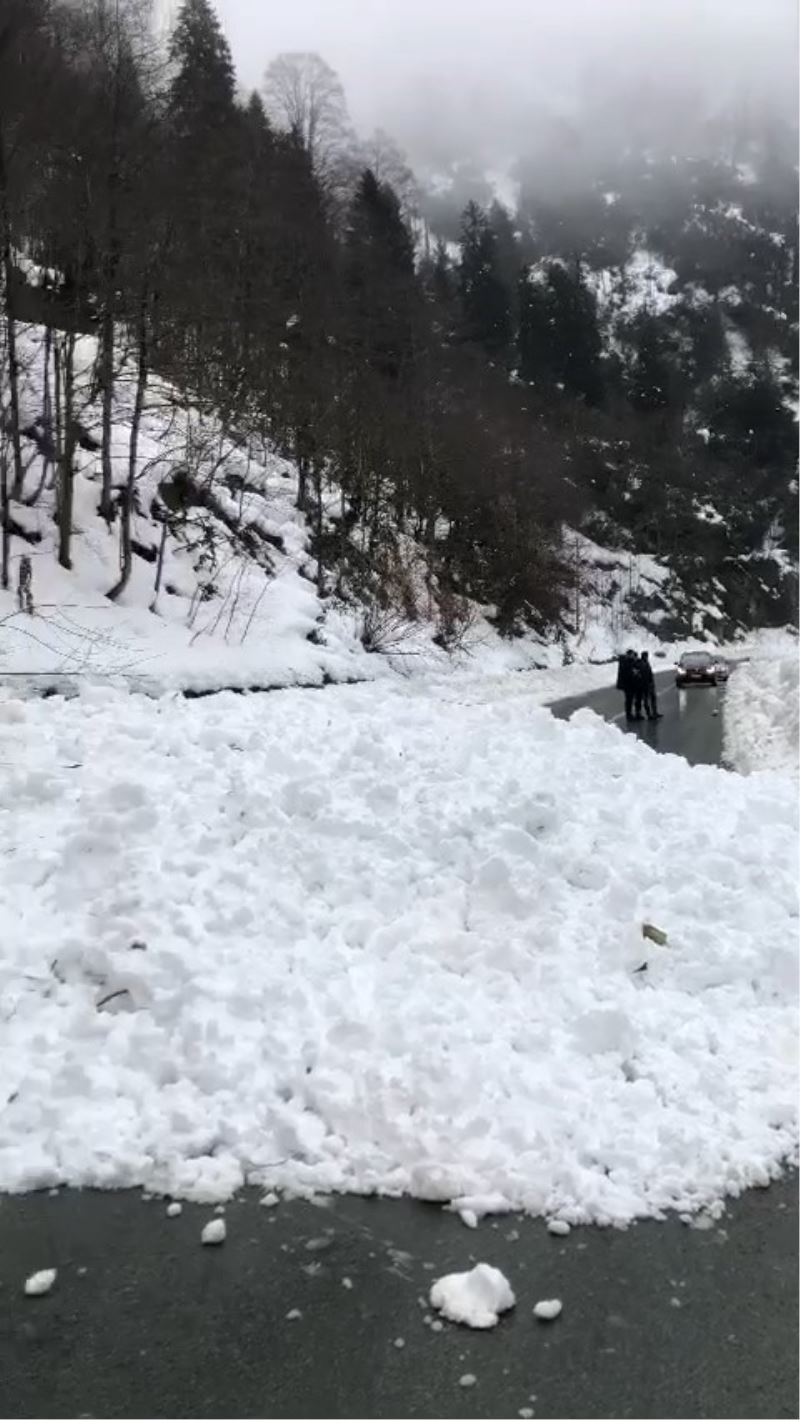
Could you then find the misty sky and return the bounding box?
[212,0,797,169]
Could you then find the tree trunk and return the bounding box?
[1,439,9,591]
[149,513,168,613]
[312,461,324,596]
[0,123,25,502]
[58,333,77,570]
[26,323,54,506]
[98,300,117,523]
[296,454,308,511]
[108,291,148,602]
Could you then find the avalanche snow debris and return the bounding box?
[430,1264,516,1330]
[24,1269,57,1296]
[724,657,799,777]
[0,680,797,1222]
[200,1219,226,1246]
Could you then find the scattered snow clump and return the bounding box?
[24,1269,57,1296]
[533,1298,562,1321]
[201,1218,226,1246]
[430,1263,515,1329]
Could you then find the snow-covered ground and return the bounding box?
[1,676,796,1221]
[724,654,799,776]
[1,318,770,700]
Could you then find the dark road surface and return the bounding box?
[550,667,727,767]
[1,668,796,1420]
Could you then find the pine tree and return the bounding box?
[518,260,604,404]
[345,169,415,379]
[168,0,236,138]
[458,202,512,355]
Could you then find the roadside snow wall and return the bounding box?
[724,655,799,776]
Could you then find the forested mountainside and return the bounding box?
[1,0,796,664]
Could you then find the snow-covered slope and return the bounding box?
[0,676,796,1219]
[1,319,747,696]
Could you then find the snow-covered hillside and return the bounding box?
[1,319,749,696]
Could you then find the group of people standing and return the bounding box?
[616,649,662,722]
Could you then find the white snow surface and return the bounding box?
[724,655,799,777]
[430,1264,516,1329]
[0,676,797,1221]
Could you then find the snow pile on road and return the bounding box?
[430,1264,516,1329]
[0,680,797,1221]
[724,655,799,776]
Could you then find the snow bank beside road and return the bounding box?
[0,681,796,1222]
[724,656,799,776]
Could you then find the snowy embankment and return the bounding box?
[1,317,758,698]
[724,654,799,776]
[1,678,796,1223]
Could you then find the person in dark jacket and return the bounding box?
[640,650,662,720]
[616,648,642,721]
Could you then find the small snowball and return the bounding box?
[459,1208,478,1229]
[393,1337,405,1349]
[519,1409,535,1418]
[341,1276,353,1290]
[533,1298,562,1321]
[286,1308,302,1321]
[24,1269,57,1297]
[166,1202,182,1218]
[430,1263,515,1329]
[547,1219,571,1237]
[459,1374,477,1388]
[260,1191,280,1208]
[201,1218,226,1246]
[431,1319,444,1332]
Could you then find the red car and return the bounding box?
[675,651,730,687]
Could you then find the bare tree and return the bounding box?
[360,128,418,216]
[263,52,354,188]
[107,287,149,600]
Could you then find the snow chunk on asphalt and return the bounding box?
[430,1263,515,1329]
[459,1374,478,1388]
[547,1219,571,1236]
[533,1298,562,1321]
[166,1202,182,1218]
[24,1269,57,1296]
[200,1219,226,1246]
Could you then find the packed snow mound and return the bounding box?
[0,680,797,1221]
[724,656,799,776]
[430,1264,515,1329]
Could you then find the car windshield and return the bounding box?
[680,653,713,667]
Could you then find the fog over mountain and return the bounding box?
[213,0,797,177]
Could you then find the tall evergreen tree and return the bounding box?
[458,201,512,355]
[168,0,235,137]
[518,260,604,404]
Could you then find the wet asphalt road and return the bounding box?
[1,669,796,1420]
[550,667,727,767]
[0,1182,797,1420]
